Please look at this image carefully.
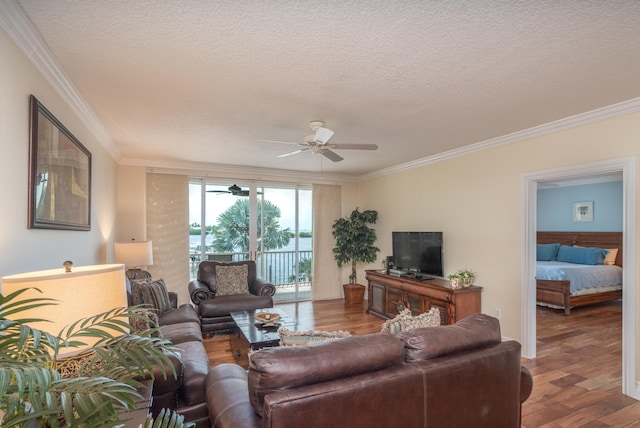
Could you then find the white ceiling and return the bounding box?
[8,0,640,179]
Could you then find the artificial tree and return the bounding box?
[332,208,380,303]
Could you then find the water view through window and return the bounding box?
[189,181,312,301]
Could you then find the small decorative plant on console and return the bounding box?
[332,208,380,304]
[447,269,475,288]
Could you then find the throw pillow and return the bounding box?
[129,308,160,337]
[130,278,172,314]
[604,248,619,265]
[215,264,249,296]
[381,307,441,336]
[278,328,352,346]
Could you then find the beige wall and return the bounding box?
[0,28,118,281]
[346,111,639,374]
[116,165,147,242]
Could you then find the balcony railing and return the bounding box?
[189,250,312,291]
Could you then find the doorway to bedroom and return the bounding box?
[522,157,638,399]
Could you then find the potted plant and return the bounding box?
[332,208,380,304]
[447,269,475,288]
[0,288,193,428]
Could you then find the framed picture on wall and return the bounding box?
[573,201,593,222]
[28,95,92,231]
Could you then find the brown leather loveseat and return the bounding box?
[205,313,533,428]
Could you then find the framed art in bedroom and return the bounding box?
[28,95,92,231]
[573,201,593,222]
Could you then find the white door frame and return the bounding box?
[521,157,638,399]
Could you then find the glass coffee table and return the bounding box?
[229,307,298,369]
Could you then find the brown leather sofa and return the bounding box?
[127,280,211,428]
[204,313,533,428]
[188,261,276,334]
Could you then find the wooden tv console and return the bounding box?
[365,270,482,325]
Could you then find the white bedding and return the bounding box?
[536,261,623,294]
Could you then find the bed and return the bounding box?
[536,231,623,315]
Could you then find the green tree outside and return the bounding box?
[212,199,293,252]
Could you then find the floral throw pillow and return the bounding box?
[215,265,249,296]
[129,308,160,337]
[278,328,352,346]
[381,307,441,336]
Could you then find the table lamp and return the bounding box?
[1,263,128,355]
[114,240,153,281]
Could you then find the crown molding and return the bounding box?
[120,157,356,185]
[0,0,120,161]
[358,97,640,181]
[4,0,639,181]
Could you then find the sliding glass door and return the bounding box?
[189,180,312,301]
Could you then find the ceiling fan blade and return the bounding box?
[320,149,343,162]
[261,139,301,146]
[314,127,334,144]
[277,148,307,158]
[332,143,378,151]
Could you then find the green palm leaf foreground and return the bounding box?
[0,288,194,428]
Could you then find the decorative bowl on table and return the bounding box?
[255,312,281,327]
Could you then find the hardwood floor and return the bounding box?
[203,299,640,427]
[522,300,640,427]
[203,300,382,365]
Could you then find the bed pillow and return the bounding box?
[556,245,607,265]
[604,248,619,265]
[537,243,561,261]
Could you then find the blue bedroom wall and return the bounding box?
[537,181,623,232]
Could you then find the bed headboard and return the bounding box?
[537,231,623,267]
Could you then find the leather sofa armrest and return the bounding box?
[188,280,213,305]
[249,277,276,296]
[168,291,178,309]
[206,364,261,428]
[520,365,533,403]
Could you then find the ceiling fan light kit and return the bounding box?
[269,120,379,162]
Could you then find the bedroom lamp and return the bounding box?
[1,263,128,356]
[114,240,153,281]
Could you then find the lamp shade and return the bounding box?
[1,264,128,353]
[114,240,153,267]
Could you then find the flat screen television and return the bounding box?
[392,231,443,278]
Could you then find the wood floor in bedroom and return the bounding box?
[203,299,640,427]
[522,299,640,427]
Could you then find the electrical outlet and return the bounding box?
[495,308,502,320]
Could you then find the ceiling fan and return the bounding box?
[266,121,378,162]
[206,184,256,196]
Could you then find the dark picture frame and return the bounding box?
[28,95,91,231]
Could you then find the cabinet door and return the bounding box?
[405,292,427,316]
[368,282,386,315]
[428,299,452,325]
[385,288,403,318]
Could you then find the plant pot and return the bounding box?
[460,277,473,287]
[343,284,366,305]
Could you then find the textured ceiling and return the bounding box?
[12,0,640,178]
